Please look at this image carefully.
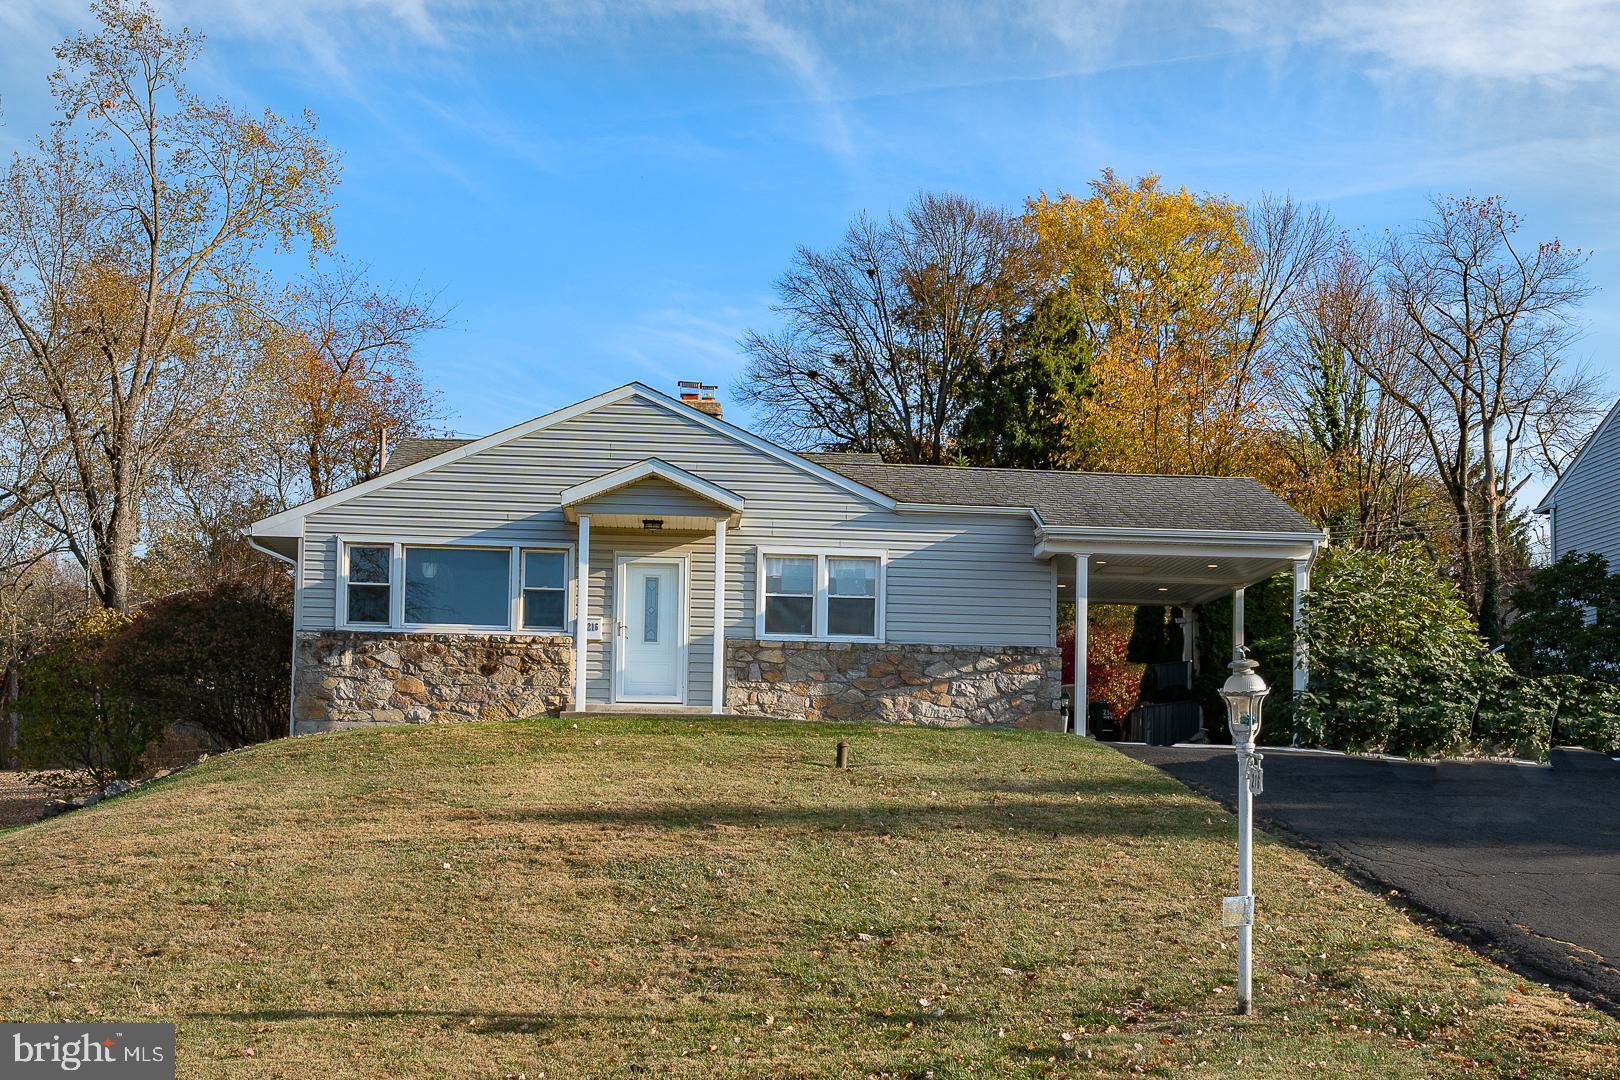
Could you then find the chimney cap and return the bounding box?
[677,380,718,398]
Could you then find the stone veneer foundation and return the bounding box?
[293,631,573,735]
[725,640,1062,730]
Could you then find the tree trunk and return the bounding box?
[3,660,19,771]
[97,468,141,612]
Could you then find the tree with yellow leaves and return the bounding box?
[1026,173,1329,478]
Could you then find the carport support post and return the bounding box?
[1073,553,1088,737]
[1232,586,1246,661]
[574,514,591,710]
[1292,560,1310,697]
[712,520,727,715]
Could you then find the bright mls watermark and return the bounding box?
[4,1024,174,1077]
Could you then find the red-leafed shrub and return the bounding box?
[1058,621,1141,717]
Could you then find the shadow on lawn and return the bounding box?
[455,797,1217,840]
[192,1005,997,1033]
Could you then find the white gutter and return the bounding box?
[246,536,297,565]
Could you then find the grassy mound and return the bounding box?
[1,717,1613,1077]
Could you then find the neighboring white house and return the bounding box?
[248,382,1323,735]
[1537,397,1620,570]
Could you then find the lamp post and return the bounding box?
[1219,648,1270,1016]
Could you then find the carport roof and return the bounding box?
[803,455,1319,534]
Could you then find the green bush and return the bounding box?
[1193,573,1295,744]
[16,609,165,788]
[113,580,291,749]
[1506,553,1620,681]
[1472,658,1556,760]
[1544,674,1620,752]
[1296,543,1485,759]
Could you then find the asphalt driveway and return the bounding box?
[1116,743,1620,1013]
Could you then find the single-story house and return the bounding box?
[248,382,1323,735]
[1537,396,1620,570]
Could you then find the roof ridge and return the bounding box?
[823,459,1266,483]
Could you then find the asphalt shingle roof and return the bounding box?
[804,455,1319,533]
[382,437,471,473]
[380,438,1316,535]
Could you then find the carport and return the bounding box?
[810,457,1326,737]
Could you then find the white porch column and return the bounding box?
[1292,559,1310,694]
[1073,553,1089,737]
[712,520,727,715]
[1232,585,1246,661]
[574,514,591,711]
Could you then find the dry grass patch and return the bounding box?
[0,717,1614,1078]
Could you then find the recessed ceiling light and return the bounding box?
[1207,563,1219,569]
[1157,586,1169,592]
[1096,560,1107,566]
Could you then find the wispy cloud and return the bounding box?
[1215,0,1620,86]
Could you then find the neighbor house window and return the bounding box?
[345,544,393,625]
[826,557,878,638]
[404,546,510,628]
[759,551,884,641]
[763,555,815,636]
[521,549,568,630]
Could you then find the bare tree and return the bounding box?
[0,0,337,610]
[739,192,1030,463]
[1236,193,1336,406]
[1372,196,1600,639]
[1276,242,1436,548]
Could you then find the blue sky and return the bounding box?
[3,0,1618,493]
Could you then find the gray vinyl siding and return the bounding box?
[298,395,1054,702]
[578,476,730,520]
[1548,401,1620,571]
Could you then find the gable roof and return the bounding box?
[248,384,896,537]
[559,458,744,513]
[803,455,1320,534]
[1536,396,1620,512]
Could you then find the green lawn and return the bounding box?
[1,717,1613,1077]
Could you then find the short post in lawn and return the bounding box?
[835,741,849,769]
[1219,648,1270,1015]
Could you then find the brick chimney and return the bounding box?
[677,380,723,420]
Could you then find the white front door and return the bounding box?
[614,558,684,702]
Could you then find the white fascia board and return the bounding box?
[249,382,896,539]
[560,458,744,512]
[1034,528,1322,564]
[893,502,1046,531]
[1537,396,1620,511]
[638,385,896,510]
[249,384,643,537]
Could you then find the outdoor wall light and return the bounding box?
[1219,649,1270,1016]
[642,519,664,531]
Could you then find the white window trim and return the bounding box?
[339,541,394,629]
[754,546,887,643]
[337,538,575,635]
[519,547,571,632]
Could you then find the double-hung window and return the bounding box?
[345,544,393,625]
[758,550,883,641]
[826,557,879,637]
[763,555,816,636]
[521,550,568,630]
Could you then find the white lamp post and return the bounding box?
[1218,648,1269,1016]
